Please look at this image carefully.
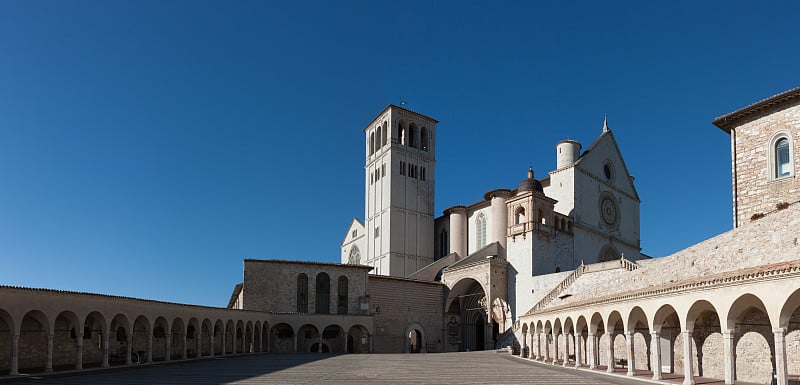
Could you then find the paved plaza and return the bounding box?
[0,351,656,385]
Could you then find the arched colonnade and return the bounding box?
[518,275,800,385]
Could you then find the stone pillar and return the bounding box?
[146,332,153,363]
[182,333,187,359]
[651,331,662,380]
[447,206,468,259]
[231,332,236,355]
[774,328,788,385]
[11,334,19,375]
[587,332,596,369]
[209,331,215,357]
[722,330,734,385]
[606,332,615,373]
[46,333,54,373]
[165,334,172,361]
[544,333,550,361]
[574,333,582,368]
[102,332,110,368]
[294,333,298,353]
[521,331,527,356]
[563,333,569,367]
[75,333,84,370]
[258,330,263,353]
[221,330,226,356]
[682,331,695,385]
[266,328,271,352]
[318,334,323,353]
[125,333,133,365]
[552,333,559,364]
[535,331,542,360]
[196,330,202,358]
[625,331,635,376]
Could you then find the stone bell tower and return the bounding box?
[363,104,437,277]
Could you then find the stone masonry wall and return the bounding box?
[732,100,800,227]
[369,275,444,353]
[242,260,369,315]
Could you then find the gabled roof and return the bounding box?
[574,129,640,202]
[341,218,365,246]
[227,283,243,309]
[444,242,503,271]
[713,86,800,133]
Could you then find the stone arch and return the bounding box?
[253,321,261,353]
[626,306,650,373]
[382,121,388,146]
[605,310,624,372]
[322,324,345,353]
[82,311,107,369]
[225,320,235,354]
[213,319,224,356]
[297,324,320,353]
[245,321,253,353]
[108,314,130,366]
[53,310,81,371]
[170,317,185,360]
[151,316,169,362]
[235,320,245,354]
[270,323,294,353]
[420,126,428,150]
[347,324,370,354]
[597,244,620,263]
[445,277,489,352]
[186,318,200,358]
[575,315,589,366]
[651,304,681,376]
[200,319,213,357]
[19,310,49,373]
[590,312,608,368]
[408,122,417,148]
[261,321,269,352]
[562,317,574,365]
[728,294,773,384]
[780,288,800,379]
[0,308,13,374]
[404,323,426,353]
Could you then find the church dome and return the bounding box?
[517,167,543,193]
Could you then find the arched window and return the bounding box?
[375,127,382,152]
[476,213,487,249]
[514,207,526,225]
[337,276,348,315]
[409,123,417,148]
[439,229,449,258]
[369,132,375,155]
[598,244,620,263]
[399,121,406,145]
[776,137,791,178]
[382,122,388,146]
[421,127,429,151]
[538,208,546,224]
[297,273,308,313]
[348,246,360,264]
[315,273,331,314]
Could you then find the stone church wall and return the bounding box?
[368,275,444,353]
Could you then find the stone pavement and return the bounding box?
[0,351,653,385]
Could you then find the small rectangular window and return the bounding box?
[421,167,426,181]
[352,230,357,238]
[382,164,386,177]
[374,227,380,237]
[400,161,405,176]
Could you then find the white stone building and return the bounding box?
[341,105,647,349]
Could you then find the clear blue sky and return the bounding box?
[1,1,797,307]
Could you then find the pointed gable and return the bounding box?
[341,218,365,246]
[575,130,640,202]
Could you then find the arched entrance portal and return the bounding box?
[446,278,494,352]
